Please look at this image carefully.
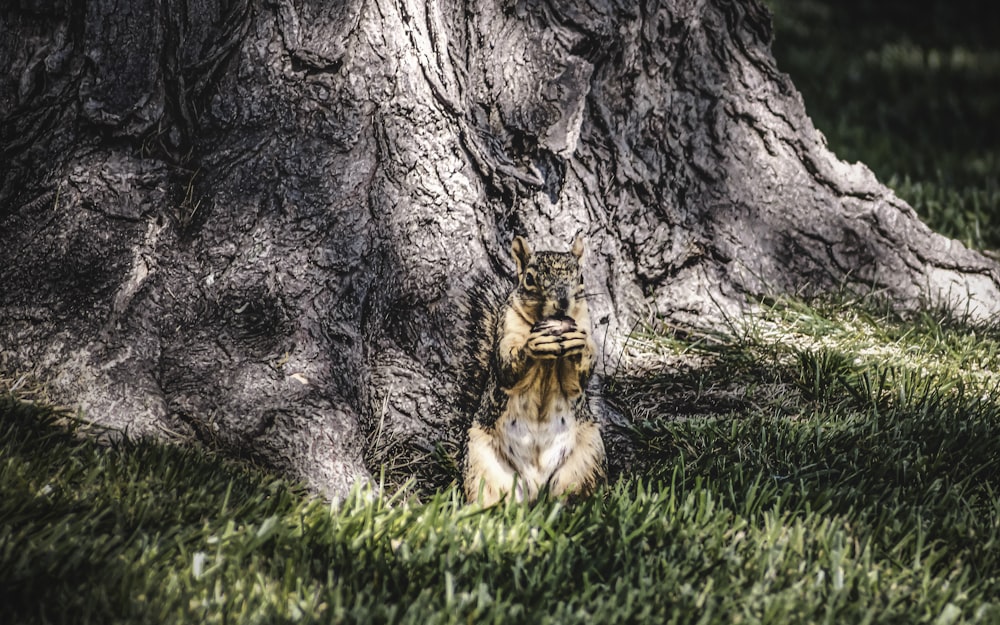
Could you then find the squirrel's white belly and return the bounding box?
[500,393,576,497]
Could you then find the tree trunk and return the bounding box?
[3,0,998,496]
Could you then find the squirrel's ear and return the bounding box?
[511,236,531,274]
[571,236,585,259]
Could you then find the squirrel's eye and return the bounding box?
[524,271,537,289]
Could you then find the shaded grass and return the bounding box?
[766,0,1000,250]
[0,398,308,623]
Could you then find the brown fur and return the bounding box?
[464,236,605,505]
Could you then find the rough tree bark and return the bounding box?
[3,0,998,496]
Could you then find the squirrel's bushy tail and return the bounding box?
[454,272,511,427]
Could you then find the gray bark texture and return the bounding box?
[3,0,999,496]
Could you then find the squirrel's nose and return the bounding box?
[557,296,570,313]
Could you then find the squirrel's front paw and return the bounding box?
[527,329,588,359]
[526,332,563,359]
[555,331,589,357]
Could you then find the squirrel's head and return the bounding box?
[511,236,587,320]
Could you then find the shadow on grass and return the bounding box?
[0,394,309,624]
[604,308,1000,564]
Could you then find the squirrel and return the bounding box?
[463,235,605,505]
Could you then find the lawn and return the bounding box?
[3,1,1000,623]
[768,0,1000,251]
[4,301,1000,623]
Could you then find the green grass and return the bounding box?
[5,1,1000,623]
[4,298,1000,623]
